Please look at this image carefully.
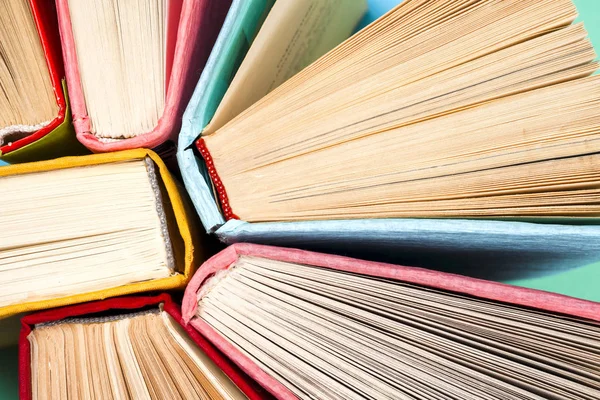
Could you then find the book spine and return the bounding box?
[0,0,66,156]
[196,138,239,221]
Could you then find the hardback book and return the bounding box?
[0,149,202,319]
[56,0,231,153]
[181,0,600,293]
[0,0,88,164]
[183,243,600,400]
[20,294,267,399]
[177,0,367,230]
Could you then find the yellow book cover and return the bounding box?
[0,149,203,318]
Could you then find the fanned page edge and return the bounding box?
[18,294,267,400]
[55,0,231,152]
[183,243,600,400]
[0,0,67,156]
[184,243,600,327]
[0,149,197,319]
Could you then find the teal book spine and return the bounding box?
[177,0,274,231]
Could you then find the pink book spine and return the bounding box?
[55,0,88,135]
[55,0,230,152]
[182,243,600,400]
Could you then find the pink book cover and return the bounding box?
[182,243,600,400]
[55,0,231,152]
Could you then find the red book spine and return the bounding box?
[196,137,239,221]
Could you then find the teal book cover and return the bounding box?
[178,0,600,305]
[178,0,367,230]
[177,0,276,232]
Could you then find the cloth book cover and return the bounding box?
[0,0,88,164]
[0,149,202,319]
[177,0,275,232]
[177,0,600,300]
[182,243,600,399]
[56,0,231,153]
[178,0,366,231]
[19,294,269,399]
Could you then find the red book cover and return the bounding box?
[19,294,269,400]
[0,0,73,159]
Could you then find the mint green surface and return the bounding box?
[509,261,600,301]
[574,0,600,75]
[0,347,18,400]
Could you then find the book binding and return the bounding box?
[183,243,600,399]
[0,0,87,162]
[0,149,202,318]
[19,294,267,400]
[55,0,231,152]
[196,137,238,221]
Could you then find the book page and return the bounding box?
[0,0,58,141]
[161,311,247,400]
[67,0,167,138]
[0,159,174,308]
[204,0,600,223]
[29,311,248,400]
[202,0,367,134]
[195,256,600,400]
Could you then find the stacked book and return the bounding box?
[0,0,599,398]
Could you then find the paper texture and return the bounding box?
[56,0,230,152]
[203,0,367,134]
[178,1,600,300]
[0,1,85,161]
[0,149,201,319]
[183,243,600,399]
[19,294,267,400]
[178,0,366,231]
[184,243,600,323]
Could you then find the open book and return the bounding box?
[0,149,201,318]
[21,295,264,399]
[0,0,87,163]
[183,244,600,400]
[56,0,230,153]
[177,0,367,229]
[181,0,600,289]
